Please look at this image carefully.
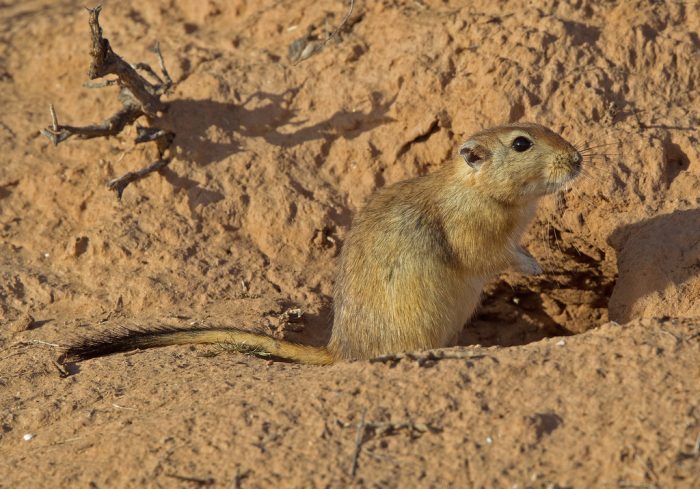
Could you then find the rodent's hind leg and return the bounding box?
[512,246,543,276]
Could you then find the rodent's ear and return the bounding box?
[459,140,491,169]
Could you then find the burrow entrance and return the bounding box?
[460,222,618,348]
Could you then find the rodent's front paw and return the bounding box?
[514,247,543,276]
[520,258,543,276]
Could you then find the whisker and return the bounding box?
[578,173,609,192]
[567,182,597,207]
[578,165,607,180]
[551,195,564,255]
[580,152,620,158]
[565,198,593,262]
[581,163,608,174]
[581,158,613,173]
[581,168,611,181]
[541,223,551,273]
[579,150,620,154]
[579,171,603,183]
[580,151,620,157]
[581,156,609,164]
[541,174,556,272]
[572,139,587,151]
[582,160,616,168]
[576,142,619,152]
[560,185,583,257]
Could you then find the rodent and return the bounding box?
[61,122,582,366]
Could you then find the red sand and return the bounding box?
[1,1,698,487]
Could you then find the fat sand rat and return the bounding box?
[60,122,582,366]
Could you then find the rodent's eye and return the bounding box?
[511,136,533,152]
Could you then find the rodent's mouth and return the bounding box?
[544,157,582,194]
[569,159,582,179]
[560,152,583,184]
[560,165,581,186]
[572,152,583,174]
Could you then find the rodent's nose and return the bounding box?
[572,151,582,169]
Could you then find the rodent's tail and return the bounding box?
[59,326,334,365]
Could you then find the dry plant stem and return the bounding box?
[86,6,166,115]
[39,5,176,199]
[289,0,356,64]
[325,0,355,46]
[108,158,170,200]
[346,414,439,478]
[165,473,215,486]
[369,349,488,366]
[52,359,70,378]
[350,410,366,478]
[41,104,142,145]
[83,79,118,89]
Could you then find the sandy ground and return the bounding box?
[0,0,698,487]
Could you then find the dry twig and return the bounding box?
[165,473,215,486]
[350,410,366,478]
[288,0,356,64]
[40,6,175,199]
[369,349,489,367]
[343,413,441,478]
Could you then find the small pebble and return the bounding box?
[485,436,493,444]
[556,339,566,347]
[22,433,34,441]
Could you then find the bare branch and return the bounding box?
[108,157,171,200]
[288,0,356,64]
[86,5,164,115]
[328,0,355,43]
[83,79,119,89]
[369,349,489,367]
[133,63,164,86]
[134,126,173,147]
[39,6,177,200]
[49,104,58,132]
[41,104,142,145]
[151,42,173,94]
[350,410,365,478]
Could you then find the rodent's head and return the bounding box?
[458,123,582,201]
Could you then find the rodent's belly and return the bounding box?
[443,275,487,343]
[330,262,489,359]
